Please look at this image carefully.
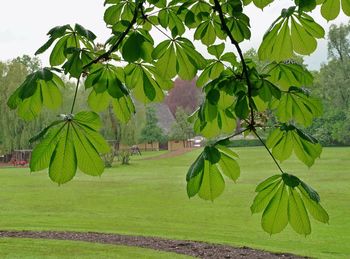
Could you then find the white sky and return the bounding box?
[0,1,349,70]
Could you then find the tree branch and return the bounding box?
[70,76,81,114]
[213,0,255,126]
[83,1,145,70]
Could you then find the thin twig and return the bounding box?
[83,1,145,70]
[70,76,81,114]
[252,129,284,174]
[227,128,250,139]
[148,20,173,40]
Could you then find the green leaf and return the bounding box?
[29,120,65,144]
[204,146,221,164]
[35,38,56,56]
[251,178,282,213]
[198,160,225,201]
[112,95,135,123]
[125,64,166,103]
[187,144,240,200]
[288,188,311,235]
[253,0,274,9]
[74,111,102,131]
[122,32,144,63]
[217,153,240,181]
[275,87,322,126]
[30,125,65,172]
[266,126,322,167]
[194,20,216,46]
[88,90,111,112]
[62,49,83,78]
[255,175,282,192]
[259,13,323,61]
[227,13,251,43]
[49,124,77,184]
[208,43,225,59]
[321,0,341,21]
[154,42,177,79]
[342,0,350,16]
[298,14,325,38]
[49,35,70,66]
[298,185,329,223]
[35,25,71,55]
[264,62,313,90]
[71,124,104,176]
[252,174,329,235]
[291,17,317,55]
[186,153,205,197]
[261,183,289,234]
[75,23,96,41]
[30,111,109,184]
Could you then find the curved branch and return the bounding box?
[212,0,255,126]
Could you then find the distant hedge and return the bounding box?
[228,139,264,147]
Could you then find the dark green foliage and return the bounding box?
[226,139,264,147]
[169,107,194,141]
[139,106,165,143]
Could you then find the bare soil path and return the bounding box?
[0,230,305,259]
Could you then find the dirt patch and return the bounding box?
[0,230,306,258]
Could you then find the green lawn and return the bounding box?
[0,238,191,258]
[0,147,349,258]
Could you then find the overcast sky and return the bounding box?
[1,1,349,70]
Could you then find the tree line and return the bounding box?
[1,22,349,154]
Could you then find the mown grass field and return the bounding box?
[0,238,190,258]
[0,147,349,258]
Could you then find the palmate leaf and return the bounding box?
[104,0,135,25]
[193,105,237,139]
[157,5,186,37]
[263,62,313,90]
[226,13,251,43]
[88,90,135,123]
[266,125,322,167]
[192,76,239,138]
[124,63,172,103]
[186,144,240,201]
[30,111,110,184]
[152,38,207,80]
[85,63,135,123]
[320,0,350,21]
[259,10,324,61]
[274,87,323,126]
[249,67,282,111]
[196,44,236,87]
[122,30,154,63]
[251,174,329,235]
[194,14,226,45]
[7,68,63,120]
[35,24,96,67]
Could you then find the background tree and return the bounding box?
[309,22,350,145]
[165,78,202,116]
[169,107,195,141]
[139,106,166,144]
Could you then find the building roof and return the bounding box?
[153,103,176,135]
